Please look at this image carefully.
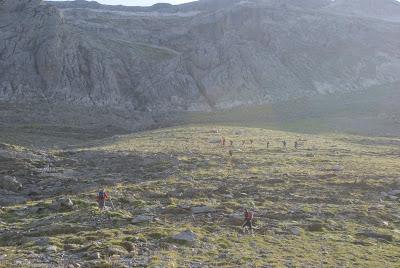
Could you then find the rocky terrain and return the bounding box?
[0,125,399,267]
[1,0,400,112]
[1,1,400,266]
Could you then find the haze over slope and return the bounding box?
[1,0,400,111]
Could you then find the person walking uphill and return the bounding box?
[221,136,226,146]
[96,189,110,210]
[282,140,287,149]
[242,208,254,234]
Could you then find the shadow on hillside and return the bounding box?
[0,145,179,206]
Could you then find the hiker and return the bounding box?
[96,189,110,210]
[230,140,234,146]
[242,208,254,234]
[221,136,226,146]
[294,141,298,149]
[229,150,233,157]
[267,141,270,149]
[282,140,287,148]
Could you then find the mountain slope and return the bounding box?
[322,0,400,22]
[1,0,400,112]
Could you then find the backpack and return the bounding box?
[98,191,105,200]
[245,211,253,220]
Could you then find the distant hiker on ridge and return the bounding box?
[282,140,287,149]
[294,141,299,149]
[221,136,226,146]
[267,141,270,149]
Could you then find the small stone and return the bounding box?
[290,227,301,235]
[238,164,249,169]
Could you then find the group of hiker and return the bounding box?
[94,134,302,234]
[221,136,300,151]
[96,189,255,234]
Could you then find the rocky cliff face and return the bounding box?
[1,0,400,111]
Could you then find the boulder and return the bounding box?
[46,245,58,253]
[0,176,22,192]
[172,230,197,244]
[307,223,324,232]
[356,231,393,241]
[332,165,344,172]
[209,138,221,144]
[227,213,243,225]
[0,194,28,206]
[191,206,217,214]
[51,197,74,211]
[131,215,153,224]
[380,191,389,197]
[106,246,128,256]
[267,178,285,184]
[388,189,400,196]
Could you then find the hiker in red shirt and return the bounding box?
[96,189,110,210]
[242,208,254,234]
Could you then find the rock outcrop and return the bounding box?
[1,0,400,111]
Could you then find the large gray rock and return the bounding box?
[356,230,393,241]
[131,215,153,224]
[191,206,217,214]
[51,197,74,211]
[388,189,400,196]
[172,229,197,244]
[0,176,22,192]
